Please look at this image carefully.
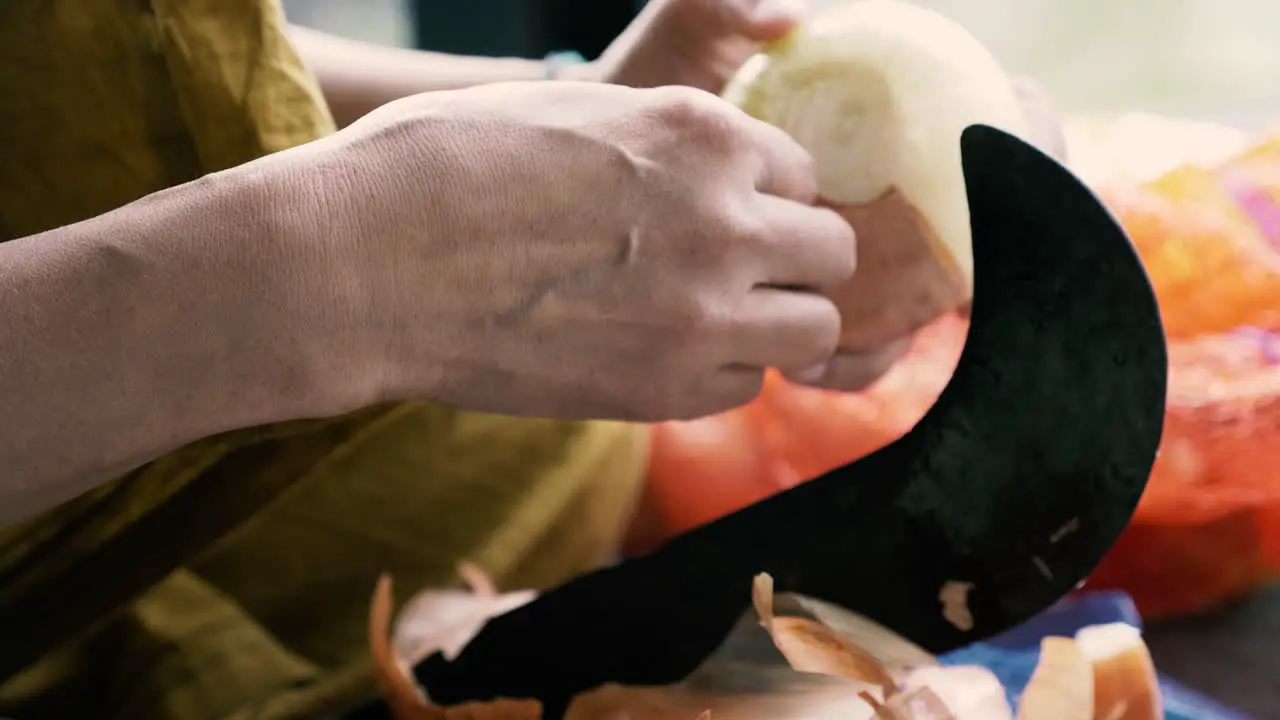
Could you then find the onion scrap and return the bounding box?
[1076,623,1163,720]
[1016,638,1093,720]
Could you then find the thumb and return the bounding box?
[740,0,808,42]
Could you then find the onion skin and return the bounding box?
[1077,623,1163,720]
[824,189,969,349]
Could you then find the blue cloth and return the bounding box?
[938,592,1252,720]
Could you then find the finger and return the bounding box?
[724,287,841,373]
[742,0,808,41]
[745,116,821,203]
[747,193,857,294]
[652,364,767,421]
[786,337,912,392]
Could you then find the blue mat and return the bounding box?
[938,592,1251,720]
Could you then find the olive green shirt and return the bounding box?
[0,2,647,717]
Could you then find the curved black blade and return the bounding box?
[392,125,1167,717]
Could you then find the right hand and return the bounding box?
[287,82,857,421]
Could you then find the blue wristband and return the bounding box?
[543,50,587,80]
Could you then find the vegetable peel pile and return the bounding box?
[368,568,1163,720]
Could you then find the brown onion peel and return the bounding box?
[752,573,898,696]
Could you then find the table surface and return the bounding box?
[1144,584,1280,720]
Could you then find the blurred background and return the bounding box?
[282,0,1280,128]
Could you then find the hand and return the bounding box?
[587,0,918,394]
[288,81,856,421]
[583,1,1072,397]
[594,0,803,94]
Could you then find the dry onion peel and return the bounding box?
[1075,623,1163,720]
[751,573,898,694]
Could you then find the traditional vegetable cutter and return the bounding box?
[348,125,1169,719]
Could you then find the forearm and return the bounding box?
[0,165,353,526]
[290,25,594,128]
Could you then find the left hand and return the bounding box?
[593,0,803,94]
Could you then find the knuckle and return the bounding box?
[652,86,715,122]
[653,87,743,151]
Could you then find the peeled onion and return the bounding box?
[724,0,1031,346]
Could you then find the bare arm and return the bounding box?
[0,164,358,527]
[288,25,599,128]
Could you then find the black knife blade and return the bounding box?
[346,124,1168,720]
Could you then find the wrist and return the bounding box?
[210,156,386,421]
